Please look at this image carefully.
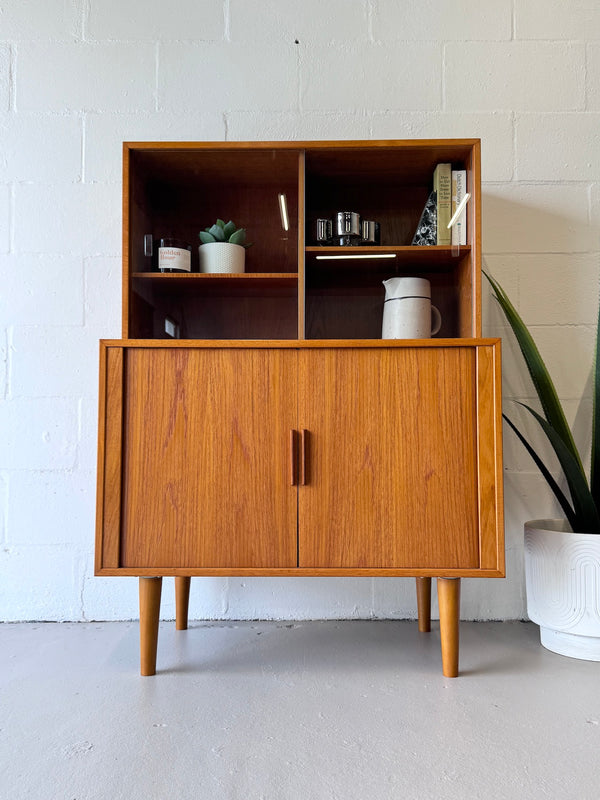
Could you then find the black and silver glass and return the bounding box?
[314,218,333,245]
[334,211,361,246]
[361,220,380,245]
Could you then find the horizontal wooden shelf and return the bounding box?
[305,245,470,266]
[97,566,506,578]
[101,338,500,348]
[133,272,298,285]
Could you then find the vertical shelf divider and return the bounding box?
[122,143,132,339]
[471,140,482,337]
[298,150,306,340]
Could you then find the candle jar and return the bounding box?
[158,238,192,273]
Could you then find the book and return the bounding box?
[451,169,467,246]
[433,163,451,245]
[412,190,437,245]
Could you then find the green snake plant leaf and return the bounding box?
[223,220,237,240]
[518,402,600,533]
[502,414,577,531]
[198,220,251,247]
[591,300,600,508]
[485,270,585,477]
[229,228,247,246]
[199,230,216,244]
[207,223,225,242]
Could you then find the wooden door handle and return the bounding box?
[291,429,309,485]
[290,429,297,485]
[300,429,308,485]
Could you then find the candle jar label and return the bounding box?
[158,246,191,273]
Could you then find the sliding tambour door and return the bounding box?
[298,345,501,570]
[118,346,298,569]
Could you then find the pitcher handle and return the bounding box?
[431,305,442,336]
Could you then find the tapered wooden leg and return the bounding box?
[139,577,162,676]
[437,577,461,677]
[416,577,432,633]
[175,576,191,631]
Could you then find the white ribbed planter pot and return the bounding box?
[524,519,600,661]
[198,242,245,274]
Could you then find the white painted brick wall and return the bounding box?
[301,43,442,110]
[0,398,78,470]
[226,110,372,143]
[516,254,600,326]
[18,43,156,112]
[0,45,11,111]
[0,0,81,40]
[0,113,82,182]
[228,0,369,43]
[588,44,600,110]
[1,0,599,624]
[372,0,513,41]
[83,256,122,333]
[515,0,600,40]
[516,113,600,180]
[7,469,94,546]
[87,0,225,41]
[158,43,299,112]
[592,183,600,230]
[11,327,98,398]
[0,255,84,325]
[0,186,10,252]
[483,184,595,253]
[14,184,121,255]
[445,42,586,111]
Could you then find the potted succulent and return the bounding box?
[486,271,600,661]
[198,219,251,274]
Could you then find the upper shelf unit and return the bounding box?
[123,140,481,340]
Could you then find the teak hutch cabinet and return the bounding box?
[95,139,504,677]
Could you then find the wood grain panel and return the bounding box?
[99,338,498,350]
[99,566,505,577]
[477,343,505,572]
[120,347,298,569]
[298,346,480,569]
[96,345,124,571]
[457,254,474,337]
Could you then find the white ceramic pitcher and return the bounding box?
[381,277,442,339]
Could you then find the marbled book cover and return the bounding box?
[412,190,437,245]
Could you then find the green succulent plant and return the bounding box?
[198,219,251,248]
[485,270,600,534]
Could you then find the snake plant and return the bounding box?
[198,219,251,247]
[486,271,600,534]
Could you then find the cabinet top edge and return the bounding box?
[99,338,500,349]
[123,138,481,153]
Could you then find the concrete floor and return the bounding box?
[1,620,598,800]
